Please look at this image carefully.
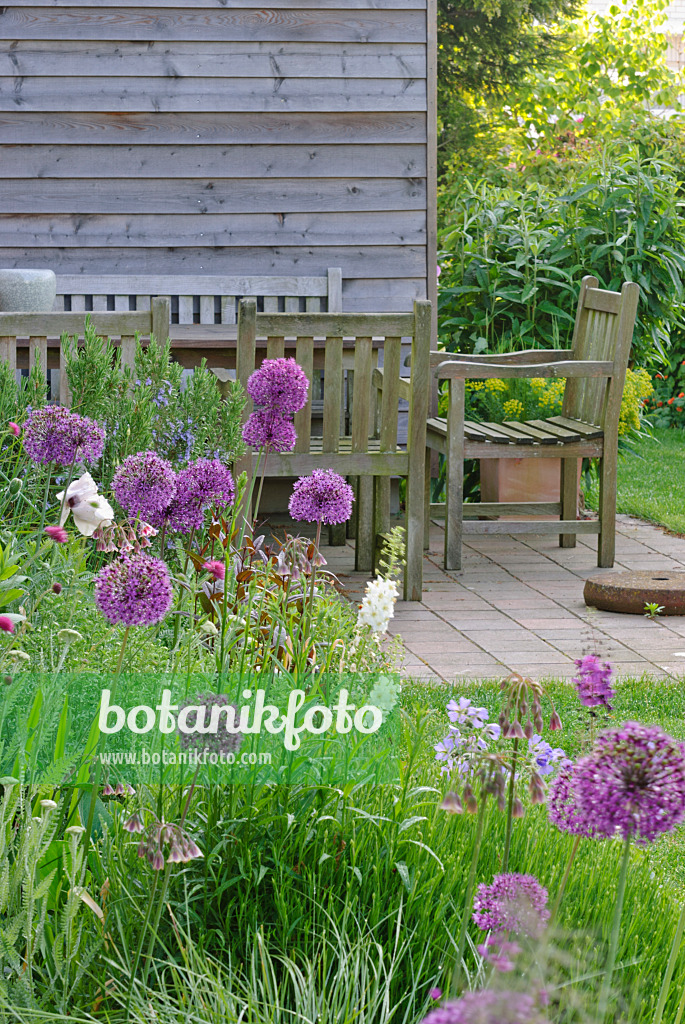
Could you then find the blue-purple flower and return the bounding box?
[527,734,566,776]
[247,357,309,414]
[421,989,549,1024]
[23,406,105,466]
[112,451,176,522]
[473,873,550,938]
[573,654,614,708]
[242,409,297,452]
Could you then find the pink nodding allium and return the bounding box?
[94,553,173,627]
[472,873,550,938]
[202,560,225,581]
[242,409,297,452]
[45,525,69,543]
[8,422,19,437]
[420,990,550,1024]
[0,616,14,634]
[572,722,685,844]
[22,405,105,466]
[289,469,354,526]
[247,357,309,415]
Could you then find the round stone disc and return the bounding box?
[584,570,685,615]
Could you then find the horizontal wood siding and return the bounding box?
[0,2,432,317]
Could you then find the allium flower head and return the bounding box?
[421,990,549,1024]
[23,406,105,466]
[573,722,685,843]
[472,873,550,938]
[547,760,595,838]
[242,409,297,452]
[160,459,235,533]
[94,554,173,627]
[247,357,309,414]
[357,576,398,633]
[113,451,176,521]
[289,469,354,525]
[177,693,243,759]
[573,654,614,708]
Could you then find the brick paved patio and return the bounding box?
[326,515,685,682]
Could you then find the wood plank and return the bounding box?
[0,144,423,180]
[0,178,426,214]
[8,0,427,8]
[462,519,600,536]
[253,450,407,476]
[0,212,426,248]
[480,421,534,444]
[426,0,437,353]
[547,415,604,439]
[257,311,414,338]
[55,273,329,297]
[322,336,343,453]
[525,418,581,441]
[461,420,516,443]
[28,335,47,376]
[0,40,427,78]
[584,287,621,314]
[0,337,16,376]
[463,440,603,459]
[437,359,613,380]
[0,9,425,44]
[0,111,426,146]
[0,246,427,278]
[266,336,285,359]
[461,502,561,517]
[502,420,560,444]
[0,77,427,113]
[0,311,152,334]
[293,336,313,453]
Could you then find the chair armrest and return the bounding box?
[429,348,570,369]
[435,359,614,380]
[372,366,411,402]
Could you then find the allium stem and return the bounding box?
[125,866,160,1016]
[653,901,685,1024]
[253,446,269,526]
[598,836,631,1020]
[502,736,519,873]
[675,976,685,1024]
[549,833,581,925]
[451,795,487,996]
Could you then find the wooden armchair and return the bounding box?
[237,298,431,601]
[427,276,640,571]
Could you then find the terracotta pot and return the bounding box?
[480,457,580,518]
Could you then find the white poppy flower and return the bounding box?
[56,472,114,537]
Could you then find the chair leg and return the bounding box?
[559,457,577,549]
[444,378,465,571]
[355,475,375,572]
[597,452,617,567]
[424,452,431,551]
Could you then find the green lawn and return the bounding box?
[586,427,685,533]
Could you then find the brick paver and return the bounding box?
[323,514,685,682]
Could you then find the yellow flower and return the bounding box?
[502,398,525,419]
[484,378,507,393]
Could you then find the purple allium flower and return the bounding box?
[242,409,297,452]
[289,469,354,526]
[94,554,173,627]
[472,873,550,938]
[573,654,614,708]
[429,988,442,1001]
[23,406,105,466]
[156,458,235,533]
[123,813,144,833]
[420,990,549,1024]
[247,357,309,414]
[45,525,69,543]
[572,722,685,844]
[476,935,521,972]
[547,760,595,838]
[177,693,243,759]
[113,451,176,521]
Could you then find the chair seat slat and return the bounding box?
[503,421,559,444]
[547,415,604,438]
[480,421,535,444]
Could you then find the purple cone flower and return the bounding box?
[421,990,549,1024]
[242,409,297,452]
[247,357,309,414]
[573,722,685,844]
[547,760,595,838]
[23,406,105,466]
[472,873,550,938]
[113,451,176,521]
[94,553,173,627]
[289,469,354,526]
[573,654,614,708]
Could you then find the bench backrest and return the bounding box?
[563,275,639,430]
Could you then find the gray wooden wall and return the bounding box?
[0,0,436,318]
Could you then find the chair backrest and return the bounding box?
[236,299,430,456]
[54,270,343,336]
[0,302,169,405]
[563,275,639,429]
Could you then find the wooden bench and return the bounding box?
[236,298,431,601]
